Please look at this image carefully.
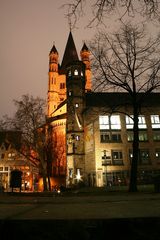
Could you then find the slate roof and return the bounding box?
[61,32,79,70]
[50,44,58,54]
[85,92,160,108]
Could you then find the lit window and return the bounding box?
[110,115,121,129]
[126,116,134,129]
[99,115,121,130]
[112,150,123,165]
[138,116,147,129]
[81,71,83,76]
[139,132,148,141]
[74,69,78,75]
[151,115,160,129]
[153,131,160,141]
[126,115,146,129]
[100,132,121,143]
[99,116,109,130]
[75,103,79,108]
[127,131,148,141]
[155,149,160,163]
[76,135,80,141]
[68,71,71,76]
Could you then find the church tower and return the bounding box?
[46,31,92,187]
[66,60,86,185]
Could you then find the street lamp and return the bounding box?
[102,150,110,187]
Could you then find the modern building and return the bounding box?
[47,32,160,188]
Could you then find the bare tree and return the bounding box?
[0,94,51,192]
[89,23,160,192]
[63,0,160,27]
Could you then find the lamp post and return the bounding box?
[102,150,108,187]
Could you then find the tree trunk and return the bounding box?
[42,171,48,192]
[129,104,139,192]
[47,175,51,191]
[41,163,48,192]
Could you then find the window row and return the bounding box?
[99,115,160,130]
[101,149,160,166]
[100,130,160,142]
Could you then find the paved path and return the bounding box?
[0,192,160,220]
[0,192,160,240]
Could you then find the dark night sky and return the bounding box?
[0,0,158,118]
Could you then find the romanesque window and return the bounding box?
[74,69,78,75]
[60,83,65,89]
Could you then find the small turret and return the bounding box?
[80,43,90,70]
[80,43,92,92]
[49,44,58,72]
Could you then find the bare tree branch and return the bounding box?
[63,0,160,27]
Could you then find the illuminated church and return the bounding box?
[47,32,160,187]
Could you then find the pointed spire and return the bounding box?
[81,42,89,52]
[50,44,58,54]
[61,32,79,69]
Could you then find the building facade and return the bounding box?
[0,131,37,191]
[47,32,160,188]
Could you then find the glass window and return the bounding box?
[139,149,150,165]
[110,115,121,129]
[126,116,134,129]
[74,69,78,75]
[126,115,147,129]
[100,132,121,143]
[99,116,109,130]
[112,150,123,165]
[153,131,160,141]
[60,83,65,89]
[99,115,121,130]
[127,131,148,141]
[151,115,160,129]
[138,116,147,129]
[138,132,148,141]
